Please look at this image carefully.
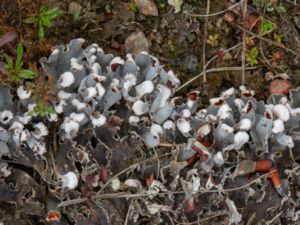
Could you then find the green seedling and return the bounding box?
[24,5,63,41]
[247,47,258,66]
[129,2,139,12]
[4,42,36,83]
[261,17,277,36]
[207,34,219,47]
[28,98,54,117]
[274,34,283,43]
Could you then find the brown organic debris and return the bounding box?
[269,79,292,95]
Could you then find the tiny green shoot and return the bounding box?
[4,42,36,83]
[247,47,258,66]
[24,5,63,41]
[129,2,139,12]
[261,17,277,36]
[207,34,219,47]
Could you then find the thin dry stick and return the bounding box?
[185,1,242,17]
[152,147,161,180]
[259,40,276,72]
[176,66,258,92]
[58,171,271,207]
[96,152,172,195]
[202,0,210,84]
[176,39,256,93]
[235,23,300,58]
[58,198,85,207]
[175,212,228,225]
[241,0,248,85]
[93,172,271,200]
[58,153,172,207]
[124,199,134,225]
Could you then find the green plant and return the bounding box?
[274,34,283,43]
[247,47,258,66]
[260,17,277,36]
[3,42,36,83]
[207,34,219,47]
[28,98,55,117]
[26,76,55,117]
[128,2,139,12]
[24,5,63,41]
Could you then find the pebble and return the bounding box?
[124,31,150,54]
[135,0,158,16]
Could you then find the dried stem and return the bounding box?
[58,163,272,208]
[241,0,248,85]
[235,23,300,58]
[176,38,256,92]
[175,212,228,224]
[202,0,210,85]
[124,199,134,225]
[96,152,172,195]
[176,66,258,92]
[185,1,241,17]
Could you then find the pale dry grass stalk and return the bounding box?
[202,0,210,85]
[241,0,248,85]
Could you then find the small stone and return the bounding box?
[124,31,150,54]
[135,0,158,16]
[168,0,183,13]
[223,12,235,23]
[269,79,292,95]
[68,2,82,20]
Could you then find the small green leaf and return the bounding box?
[261,17,277,36]
[24,16,38,25]
[46,107,55,114]
[247,47,258,66]
[41,16,52,27]
[4,55,14,68]
[26,110,35,116]
[20,69,36,79]
[39,5,49,14]
[16,42,24,68]
[129,2,139,12]
[38,26,45,40]
[44,7,63,19]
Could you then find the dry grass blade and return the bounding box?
[185,1,242,17]
[176,66,258,92]
[241,0,248,85]
[96,152,172,194]
[202,0,210,85]
[235,23,300,58]
[175,212,228,224]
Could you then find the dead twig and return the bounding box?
[176,66,258,92]
[185,1,241,17]
[202,0,210,85]
[96,152,172,195]
[235,23,300,58]
[241,0,248,85]
[92,171,272,200]
[124,199,134,225]
[175,212,228,224]
[58,163,272,208]
[176,39,256,92]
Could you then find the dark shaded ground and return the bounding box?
[1,0,300,224]
[2,0,300,98]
